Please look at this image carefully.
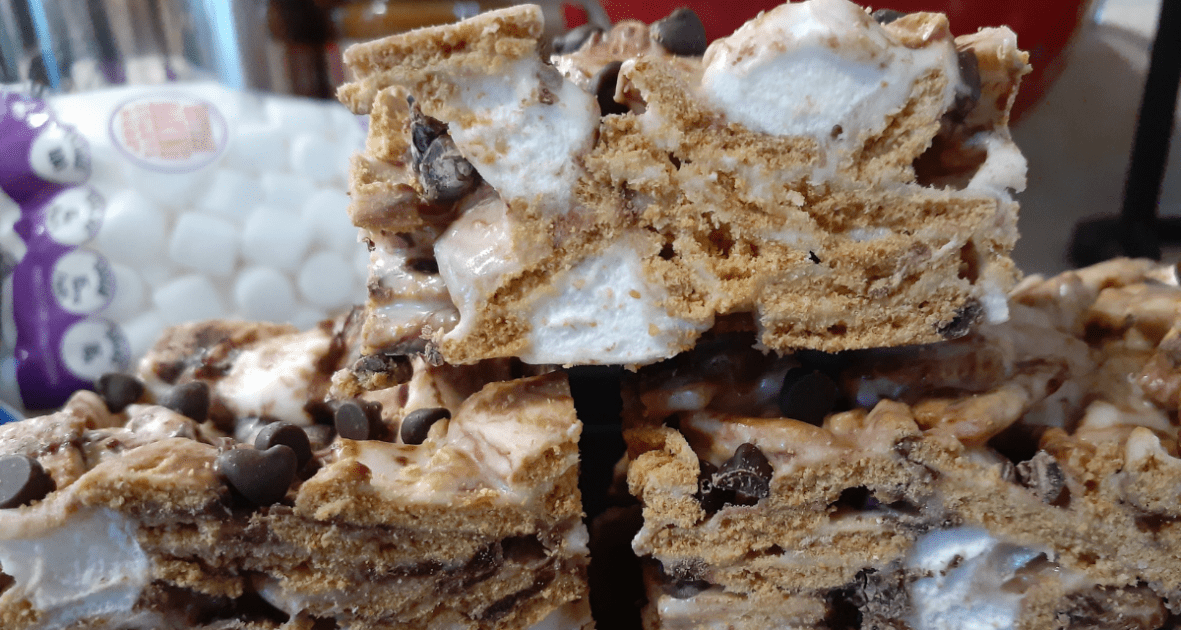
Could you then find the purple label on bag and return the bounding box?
[0,91,91,204]
[4,91,128,411]
[11,244,129,410]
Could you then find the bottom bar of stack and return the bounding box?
[0,319,592,630]
[623,259,1181,629]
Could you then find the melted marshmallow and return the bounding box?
[444,59,598,214]
[215,327,331,424]
[519,237,712,365]
[906,527,1041,630]
[700,0,958,175]
[0,508,150,629]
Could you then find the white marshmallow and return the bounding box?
[234,266,297,322]
[297,251,357,309]
[168,212,239,277]
[261,172,318,211]
[289,134,338,184]
[224,123,288,173]
[197,168,265,220]
[101,263,146,322]
[699,0,958,178]
[242,206,312,271]
[152,274,226,324]
[301,189,357,251]
[328,103,367,147]
[95,190,167,266]
[121,311,166,361]
[266,96,331,132]
[123,162,214,210]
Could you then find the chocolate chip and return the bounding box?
[778,368,838,425]
[419,135,480,204]
[216,446,298,507]
[409,100,448,164]
[659,561,712,598]
[695,459,726,513]
[871,8,907,24]
[352,353,413,383]
[401,407,451,445]
[407,257,439,274]
[552,23,603,54]
[652,8,708,56]
[255,422,312,469]
[713,443,774,505]
[664,577,711,599]
[160,381,211,422]
[95,373,145,413]
[591,61,629,116]
[0,455,56,509]
[951,49,982,121]
[1017,451,1067,505]
[501,535,548,564]
[936,300,982,339]
[335,400,385,441]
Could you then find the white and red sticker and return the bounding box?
[108,94,227,172]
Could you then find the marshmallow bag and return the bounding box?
[0,84,368,415]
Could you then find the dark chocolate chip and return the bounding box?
[552,23,603,54]
[335,400,385,441]
[407,257,440,274]
[255,422,312,469]
[1017,451,1067,505]
[778,367,838,425]
[216,445,298,507]
[401,407,451,445]
[659,561,712,598]
[95,373,145,413]
[695,459,726,513]
[832,486,879,511]
[409,101,448,164]
[652,8,708,56]
[936,300,983,339]
[591,60,630,116]
[871,8,907,24]
[664,577,712,599]
[713,443,774,505]
[160,381,211,422]
[419,135,481,204]
[352,353,413,383]
[951,49,982,120]
[0,454,56,509]
[501,535,548,564]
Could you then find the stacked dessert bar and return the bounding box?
[3,1,1181,629]
[336,1,1181,627]
[0,316,592,629]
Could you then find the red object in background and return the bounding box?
[593,0,1094,119]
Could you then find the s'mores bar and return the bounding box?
[623,259,1181,629]
[0,316,592,630]
[339,0,1028,367]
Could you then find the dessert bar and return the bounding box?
[623,259,1181,629]
[339,0,1029,367]
[0,317,592,629]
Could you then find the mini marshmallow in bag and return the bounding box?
[0,83,367,413]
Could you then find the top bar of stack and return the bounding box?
[336,0,1029,370]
